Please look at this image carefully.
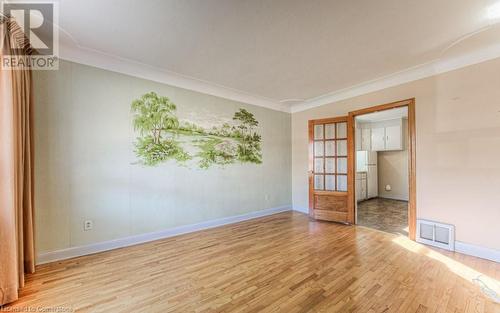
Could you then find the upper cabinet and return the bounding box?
[359,118,404,152]
[355,126,372,151]
[371,119,403,151]
[361,128,371,151]
[370,127,385,151]
[385,125,403,150]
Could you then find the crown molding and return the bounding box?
[291,42,500,113]
[58,43,290,113]
[58,40,500,115]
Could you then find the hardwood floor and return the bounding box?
[357,198,408,236]
[3,211,499,312]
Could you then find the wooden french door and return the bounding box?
[308,116,354,224]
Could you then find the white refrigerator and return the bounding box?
[356,151,378,199]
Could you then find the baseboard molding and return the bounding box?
[378,195,409,201]
[38,206,497,265]
[455,241,500,263]
[37,205,291,265]
[292,206,308,214]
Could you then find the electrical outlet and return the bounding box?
[84,220,93,231]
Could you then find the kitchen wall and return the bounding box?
[292,56,500,251]
[378,119,409,201]
[34,60,291,255]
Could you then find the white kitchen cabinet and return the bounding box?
[356,125,370,151]
[369,119,403,151]
[356,172,367,201]
[385,125,402,150]
[357,178,367,201]
[367,166,378,198]
[371,127,385,151]
[360,178,367,201]
[361,128,371,150]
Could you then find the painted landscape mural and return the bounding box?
[131,92,262,168]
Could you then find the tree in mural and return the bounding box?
[132,92,179,142]
[131,92,262,168]
[232,109,262,164]
[131,92,190,166]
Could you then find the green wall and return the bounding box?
[34,60,291,254]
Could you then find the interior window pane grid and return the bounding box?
[312,121,349,192]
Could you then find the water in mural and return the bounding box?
[131,92,262,168]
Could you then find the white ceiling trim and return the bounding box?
[58,43,290,113]
[59,40,500,115]
[291,42,500,113]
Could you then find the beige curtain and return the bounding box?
[0,17,35,306]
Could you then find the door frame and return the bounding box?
[347,98,417,240]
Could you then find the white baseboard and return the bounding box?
[455,241,500,263]
[378,195,409,201]
[292,206,308,214]
[38,205,498,266]
[37,205,291,265]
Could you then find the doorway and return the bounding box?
[348,99,416,240]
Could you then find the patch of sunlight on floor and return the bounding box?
[392,236,500,303]
[392,236,423,253]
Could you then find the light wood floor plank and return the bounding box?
[3,211,499,312]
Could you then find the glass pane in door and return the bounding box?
[325,158,335,173]
[314,141,324,157]
[337,157,347,174]
[314,124,324,140]
[314,158,324,173]
[337,175,347,191]
[325,175,335,190]
[325,124,335,139]
[325,141,335,156]
[336,140,347,156]
[336,122,347,138]
[314,175,324,190]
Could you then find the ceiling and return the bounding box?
[356,107,407,123]
[49,0,500,111]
